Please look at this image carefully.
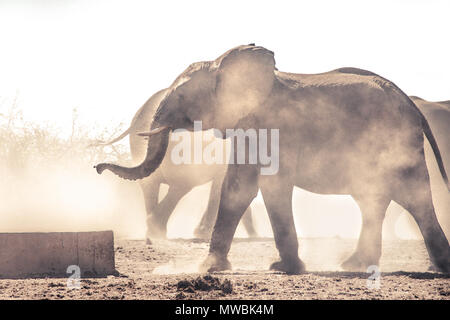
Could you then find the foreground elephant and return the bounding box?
[94,89,257,243]
[96,44,450,273]
[384,97,450,239]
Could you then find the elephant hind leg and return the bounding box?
[393,163,450,273]
[342,195,391,271]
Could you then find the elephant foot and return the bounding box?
[430,257,450,274]
[341,252,379,272]
[270,257,305,275]
[193,225,213,240]
[199,254,232,273]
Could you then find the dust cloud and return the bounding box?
[0,103,145,238]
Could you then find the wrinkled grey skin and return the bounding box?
[96,44,450,274]
[384,97,450,239]
[94,89,257,243]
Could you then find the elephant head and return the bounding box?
[95,44,276,180]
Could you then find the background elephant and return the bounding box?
[96,44,450,274]
[384,96,450,239]
[94,89,257,243]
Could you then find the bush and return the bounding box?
[0,101,130,177]
[0,98,145,238]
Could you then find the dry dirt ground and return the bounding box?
[0,238,449,300]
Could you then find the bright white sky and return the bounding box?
[1,0,449,137]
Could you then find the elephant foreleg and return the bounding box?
[342,195,390,271]
[260,181,304,274]
[201,164,259,272]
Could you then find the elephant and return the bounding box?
[93,89,257,243]
[95,44,450,274]
[384,96,450,239]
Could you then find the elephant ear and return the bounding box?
[214,45,276,128]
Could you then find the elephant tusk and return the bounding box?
[137,126,169,137]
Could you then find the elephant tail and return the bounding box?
[87,127,131,147]
[421,112,450,192]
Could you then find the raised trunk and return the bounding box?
[94,126,170,181]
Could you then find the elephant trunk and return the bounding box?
[94,124,171,181]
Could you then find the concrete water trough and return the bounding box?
[0,231,116,279]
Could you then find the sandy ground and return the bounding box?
[0,237,449,300]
